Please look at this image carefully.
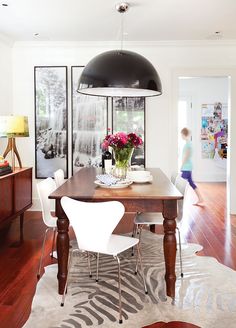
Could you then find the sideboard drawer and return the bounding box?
[0,176,13,221]
[0,168,32,240]
[14,168,32,213]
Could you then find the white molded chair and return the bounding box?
[171,171,178,185]
[37,178,58,279]
[133,174,188,278]
[54,169,65,188]
[60,197,148,324]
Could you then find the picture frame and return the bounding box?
[112,97,146,167]
[71,66,108,174]
[34,66,68,179]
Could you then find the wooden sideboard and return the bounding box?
[0,167,32,243]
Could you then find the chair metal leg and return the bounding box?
[135,225,143,273]
[61,249,75,306]
[138,224,143,243]
[135,242,148,294]
[37,227,51,279]
[50,228,56,258]
[176,227,184,277]
[87,252,92,278]
[131,222,136,238]
[96,253,99,282]
[133,223,143,256]
[114,256,123,324]
[131,223,138,256]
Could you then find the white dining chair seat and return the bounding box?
[37,178,58,279]
[171,171,178,185]
[134,212,163,225]
[91,234,139,256]
[54,169,65,188]
[60,197,148,324]
[132,174,188,279]
[46,216,57,228]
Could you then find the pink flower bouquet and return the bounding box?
[102,132,143,150]
[102,132,143,178]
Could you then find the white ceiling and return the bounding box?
[0,0,236,43]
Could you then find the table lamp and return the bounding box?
[0,115,29,170]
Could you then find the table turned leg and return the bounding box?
[162,199,177,299]
[56,202,70,295]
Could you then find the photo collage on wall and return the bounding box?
[201,102,228,159]
[35,66,146,178]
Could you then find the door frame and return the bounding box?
[171,67,236,215]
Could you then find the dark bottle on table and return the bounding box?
[102,149,112,174]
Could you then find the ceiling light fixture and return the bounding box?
[34,33,40,37]
[213,31,223,40]
[77,2,162,98]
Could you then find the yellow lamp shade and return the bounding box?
[7,116,29,137]
[0,115,29,169]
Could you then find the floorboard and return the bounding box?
[0,182,235,328]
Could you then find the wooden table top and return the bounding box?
[49,168,183,201]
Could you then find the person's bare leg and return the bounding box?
[194,187,204,206]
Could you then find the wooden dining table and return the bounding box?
[49,167,183,298]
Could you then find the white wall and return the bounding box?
[179,77,229,182]
[11,41,236,213]
[0,40,12,154]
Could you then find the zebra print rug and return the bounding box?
[24,231,236,328]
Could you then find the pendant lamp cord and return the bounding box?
[120,12,124,50]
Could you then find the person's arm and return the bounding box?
[181,148,190,170]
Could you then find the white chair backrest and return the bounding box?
[171,171,178,185]
[37,178,56,226]
[61,197,125,252]
[175,175,188,221]
[54,169,64,188]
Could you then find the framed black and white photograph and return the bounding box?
[112,97,146,167]
[34,66,68,178]
[71,66,108,174]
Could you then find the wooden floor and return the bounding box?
[0,182,235,328]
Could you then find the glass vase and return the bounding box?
[113,147,134,179]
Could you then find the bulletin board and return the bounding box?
[201,102,228,159]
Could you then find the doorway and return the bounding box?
[178,76,230,184]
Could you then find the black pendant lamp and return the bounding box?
[77,3,162,98]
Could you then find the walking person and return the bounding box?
[181,128,204,205]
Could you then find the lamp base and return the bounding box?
[3,138,22,170]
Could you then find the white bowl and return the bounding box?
[132,175,153,183]
[127,170,151,180]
